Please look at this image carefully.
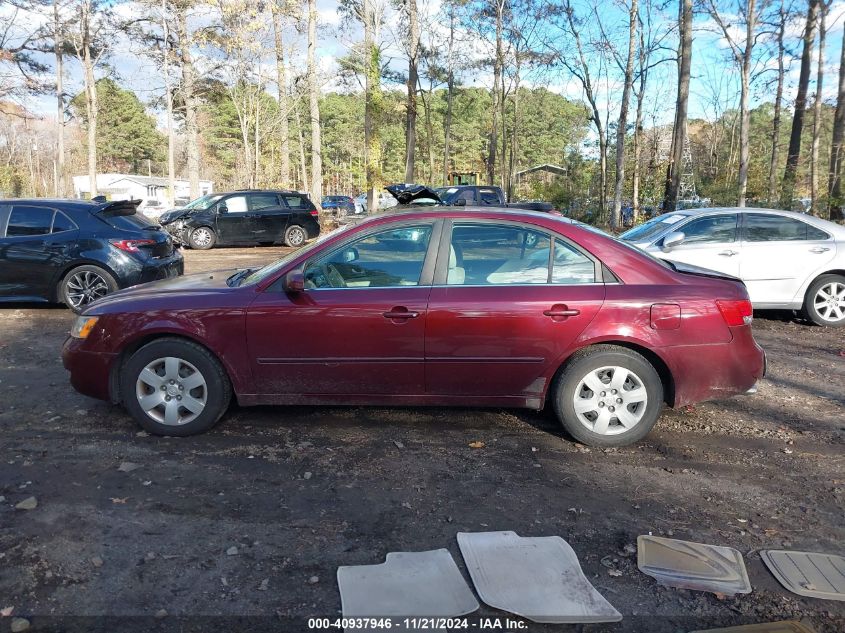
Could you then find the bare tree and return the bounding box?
[442,1,457,184]
[174,1,201,198]
[307,0,322,209]
[271,0,291,188]
[810,0,829,215]
[664,0,692,212]
[53,0,67,197]
[828,17,845,221]
[705,0,764,207]
[780,0,819,209]
[161,0,175,206]
[766,0,792,204]
[610,0,638,230]
[403,0,419,182]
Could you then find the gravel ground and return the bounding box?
[0,245,843,633]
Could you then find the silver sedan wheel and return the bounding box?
[573,365,648,436]
[135,357,207,426]
[65,270,110,309]
[191,227,213,248]
[813,281,845,322]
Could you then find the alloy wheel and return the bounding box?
[65,270,110,309]
[192,227,213,248]
[813,281,845,322]
[288,226,305,246]
[572,365,649,435]
[135,356,208,426]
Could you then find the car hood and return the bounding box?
[385,183,443,205]
[85,269,239,313]
[159,208,194,224]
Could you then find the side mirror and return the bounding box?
[662,231,685,251]
[340,247,359,263]
[454,198,467,207]
[283,269,305,293]
[217,204,228,214]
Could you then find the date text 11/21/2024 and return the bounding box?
[306,618,529,630]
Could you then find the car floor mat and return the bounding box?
[337,548,478,632]
[637,535,752,595]
[690,621,817,633]
[456,531,622,624]
[760,550,845,602]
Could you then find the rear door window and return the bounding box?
[449,224,551,285]
[6,206,55,236]
[743,213,824,241]
[283,196,306,209]
[249,193,281,210]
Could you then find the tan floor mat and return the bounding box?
[690,621,817,633]
[637,535,751,595]
[456,531,622,623]
[761,550,845,601]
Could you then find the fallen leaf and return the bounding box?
[469,441,485,449]
[1,606,13,617]
[110,497,128,504]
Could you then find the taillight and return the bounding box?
[110,238,156,253]
[716,299,753,326]
[310,210,319,217]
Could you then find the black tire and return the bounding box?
[552,345,664,447]
[120,337,232,437]
[60,264,118,314]
[188,226,217,250]
[803,274,845,327]
[284,224,307,247]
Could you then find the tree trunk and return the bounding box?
[363,0,383,213]
[271,1,290,188]
[176,4,200,198]
[419,80,435,182]
[307,0,322,209]
[54,0,65,198]
[162,0,175,206]
[664,0,692,213]
[612,0,638,230]
[767,0,786,205]
[294,104,309,192]
[737,0,756,207]
[255,66,262,187]
[443,5,455,185]
[810,0,827,216]
[487,0,503,186]
[82,0,98,198]
[828,21,845,221]
[403,0,419,182]
[781,0,820,209]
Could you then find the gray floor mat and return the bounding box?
[337,549,479,626]
[637,535,751,595]
[690,621,817,633]
[456,531,622,623]
[761,550,845,601]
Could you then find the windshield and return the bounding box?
[183,194,224,211]
[240,224,353,286]
[619,213,688,243]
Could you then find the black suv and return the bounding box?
[0,199,183,313]
[159,190,321,249]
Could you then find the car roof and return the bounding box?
[226,189,303,195]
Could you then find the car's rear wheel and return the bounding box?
[804,274,845,327]
[552,345,663,447]
[188,226,216,250]
[60,265,118,314]
[284,224,307,247]
[120,338,231,436]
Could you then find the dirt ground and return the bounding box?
[0,245,843,633]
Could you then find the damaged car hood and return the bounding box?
[385,183,443,205]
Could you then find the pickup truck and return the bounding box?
[385,183,556,213]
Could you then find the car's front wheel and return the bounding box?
[188,226,216,250]
[60,265,118,314]
[120,338,232,436]
[552,345,663,447]
[284,224,307,247]
[804,274,845,327]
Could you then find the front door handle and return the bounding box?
[719,250,739,256]
[543,305,580,321]
[383,307,420,320]
[810,246,830,253]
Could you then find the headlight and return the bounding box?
[71,316,99,339]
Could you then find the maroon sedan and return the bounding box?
[63,209,765,447]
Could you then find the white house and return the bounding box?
[72,174,213,208]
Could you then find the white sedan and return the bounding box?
[620,207,845,326]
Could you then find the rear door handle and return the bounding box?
[719,250,739,256]
[543,305,580,321]
[383,307,420,320]
[810,246,830,253]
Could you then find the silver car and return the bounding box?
[620,207,845,326]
